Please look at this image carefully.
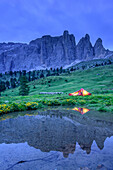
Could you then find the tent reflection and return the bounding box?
[72,107,90,114]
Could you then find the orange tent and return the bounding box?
[72,107,90,115]
[69,88,91,96]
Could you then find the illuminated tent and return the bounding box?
[69,88,91,96]
[72,107,90,115]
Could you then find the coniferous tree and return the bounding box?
[104,62,107,65]
[10,78,16,88]
[82,65,85,70]
[0,73,2,78]
[19,71,22,77]
[6,80,10,89]
[60,66,62,73]
[53,68,55,72]
[0,81,6,96]
[56,68,59,72]
[40,72,44,78]
[32,70,36,80]
[9,71,13,76]
[70,67,74,71]
[19,76,29,96]
[14,71,17,76]
[46,70,51,77]
[22,70,26,76]
[28,71,31,81]
[108,60,112,64]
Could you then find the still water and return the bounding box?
[0,109,113,170]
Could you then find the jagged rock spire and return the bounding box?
[85,34,90,40]
[76,34,93,60]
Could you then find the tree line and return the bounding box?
[0,59,112,96]
[0,67,64,95]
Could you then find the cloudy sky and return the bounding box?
[0,0,113,50]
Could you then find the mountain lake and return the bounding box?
[0,108,113,170]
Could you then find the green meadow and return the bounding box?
[0,64,113,114]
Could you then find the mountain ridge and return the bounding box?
[0,30,113,73]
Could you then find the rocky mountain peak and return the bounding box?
[94,38,103,48]
[63,30,70,41]
[85,34,90,41]
[93,38,112,58]
[76,34,93,60]
[96,38,102,43]
[63,30,69,36]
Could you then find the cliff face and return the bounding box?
[93,38,112,58]
[76,34,112,60]
[76,34,94,60]
[0,31,76,73]
[0,31,112,73]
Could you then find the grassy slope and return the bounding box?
[0,64,113,113]
[1,64,113,96]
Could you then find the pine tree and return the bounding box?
[108,60,112,64]
[0,73,2,78]
[14,71,17,76]
[6,80,10,89]
[70,67,74,71]
[9,71,13,76]
[22,70,26,76]
[0,81,6,96]
[46,70,51,77]
[32,70,36,80]
[60,66,62,73]
[40,72,44,78]
[10,78,16,88]
[56,68,59,72]
[28,71,31,81]
[19,76,29,96]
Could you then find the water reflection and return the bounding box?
[0,111,113,158]
[72,107,90,114]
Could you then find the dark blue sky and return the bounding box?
[0,0,113,50]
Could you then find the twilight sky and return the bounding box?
[0,0,113,50]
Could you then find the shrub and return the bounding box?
[61,99,76,105]
[78,100,86,105]
[105,102,112,106]
[89,100,98,104]
[0,104,11,114]
[97,107,107,112]
[26,102,39,110]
